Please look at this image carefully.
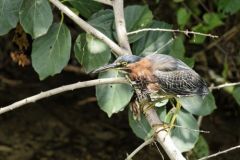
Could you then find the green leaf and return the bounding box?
[132,20,173,56]
[0,0,22,36]
[124,5,153,43]
[19,0,53,38]
[96,70,133,117]
[74,34,111,73]
[31,23,71,80]
[203,13,223,30]
[170,36,185,59]
[233,86,240,105]
[88,9,114,38]
[69,0,103,19]
[171,109,199,152]
[177,8,191,29]
[178,93,216,116]
[182,57,195,68]
[129,107,166,140]
[190,23,208,44]
[128,109,152,140]
[217,0,240,15]
[190,135,209,159]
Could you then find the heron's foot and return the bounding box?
[130,100,141,121]
[152,123,170,140]
[142,102,155,114]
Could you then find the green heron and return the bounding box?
[93,54,209,97]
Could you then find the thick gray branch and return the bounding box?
[112,0,132,54]
[49,0,125,56]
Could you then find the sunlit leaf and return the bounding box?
[171,109,199,152]
[74,34,111,73]
[19,0,53,38]
[0,0,22,36]
[178,93,216,116]
[31,23,71,80]
[96,70,133,117]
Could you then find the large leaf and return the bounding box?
[178,93,216,116]
[69,0,103,19]
[217,0,240,15]
[74,34,111,73]
[171,109,199,152]
[96,70,133,117]
[233,86,240,105]
[132,20,173,56]
[128,110,152,140]
[31,23,71,80]
[19,0,53,38]
[0,0,22,35]
[129,107,166,140]
[88,9,114,38]
[123,5,153,43]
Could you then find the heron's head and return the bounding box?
[92,55,142,73]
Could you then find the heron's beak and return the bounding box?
[91,63,120,74]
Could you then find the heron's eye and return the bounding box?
[121,62,128,66]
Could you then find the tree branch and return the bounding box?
[127,28,218,38]
[112,0,132,54]
[0,78,128,115]
[209,82,240,90]
[198,145,240,160]
[93,0,113,6]
[49,0,126,56]
[126,138,154,160]
[144,108,186,160]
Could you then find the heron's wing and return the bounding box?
[146,54,191,71]
[153,70,209,96]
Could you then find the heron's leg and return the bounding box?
[167,99,181,133]
[130,99,141,121]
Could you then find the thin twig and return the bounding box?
[173,124,210,133]
[93,0,113,6]
[0,78,128,115]
[198,145,240,160]
[112,0,132,54]
[127,28,218,38]
[125,138,154,160]
[153,38,174,54]
[49,0,125,56]
[209,82,240,90]
[194,23,240,57]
